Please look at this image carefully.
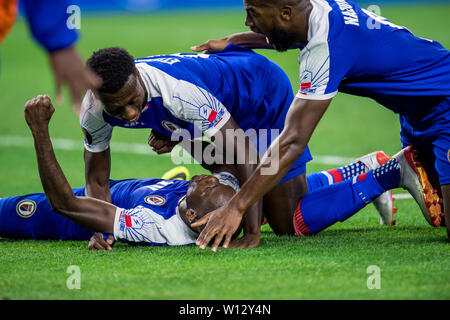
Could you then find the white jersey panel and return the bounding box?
[296,0,337,100]
[80,90,113,152]
[113,206,198,246]
[136,63,231,138]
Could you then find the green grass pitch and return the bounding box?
[0,5,449,300]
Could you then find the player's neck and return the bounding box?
[293,0,312,46]
[177,197,191,228]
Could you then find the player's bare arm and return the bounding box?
[191,31,271,53]
[24,95,117,235]
[192,97,331,251]
[84,148,112,202]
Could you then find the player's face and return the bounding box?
[244,1,296,52]
[100,72,146,123]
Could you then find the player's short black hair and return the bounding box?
[87,47,136,94]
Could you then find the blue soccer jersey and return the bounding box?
[296,0,450,115]
[296,0,450,184]
[0,178,197,245]
[80,44,312,183]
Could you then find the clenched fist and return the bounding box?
[24,95,55,132]
[148,129,180,154]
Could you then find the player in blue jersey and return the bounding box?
[81,45,314,247]
[80,45,406,247]
[5,95,243,247]
[1,95,427,250]
[191,0,450,250]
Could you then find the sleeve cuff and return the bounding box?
[295,91,337,100]
[84,143,109,153]
[203,111,231,138]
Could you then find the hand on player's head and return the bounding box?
[185,174,236,232]
[24,95,55,130]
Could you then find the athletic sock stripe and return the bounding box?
[321,170,334,185]
[357,172,368,182]
[328,169,343,183]
[293,200,312,236]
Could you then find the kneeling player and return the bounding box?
[80,46,397,248]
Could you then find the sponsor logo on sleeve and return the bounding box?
[199,105,225,128]
[16,200,37,218]
[299,72,316,95]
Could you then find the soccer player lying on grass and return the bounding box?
[190,0,449,249]
[80,46,397,248]
[0,95,436,250]
[5,95,242,248]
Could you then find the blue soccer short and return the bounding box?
[400,96,450,185]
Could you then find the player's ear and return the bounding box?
[280,6,292,21]
[186,209,198,223]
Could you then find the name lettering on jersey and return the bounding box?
[335,0,360,26]
[136,53,209,66]
[139,57,181,65]
[124,121,146,127]
[144,180,175,192]
[170,53,210,59]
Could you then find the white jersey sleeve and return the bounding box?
[136,63,231,138]
[296,0,338,100]
[80,90,113,153]
[113,206,198,246]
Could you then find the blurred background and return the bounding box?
[32,0,450,12]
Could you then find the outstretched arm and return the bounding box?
[209,117,263,248]
[192,97,332,251]
[191,31,271,53]
[24,95,117,234]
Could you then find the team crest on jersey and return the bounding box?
[16,200,37,218]
[161,120,180,132]
[447,149,450,162]
[145,195,166,206]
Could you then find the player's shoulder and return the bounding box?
[81,90,104,112]
[80,90,106,122]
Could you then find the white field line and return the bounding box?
[0,135,413,199]
[0,134,165,156]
